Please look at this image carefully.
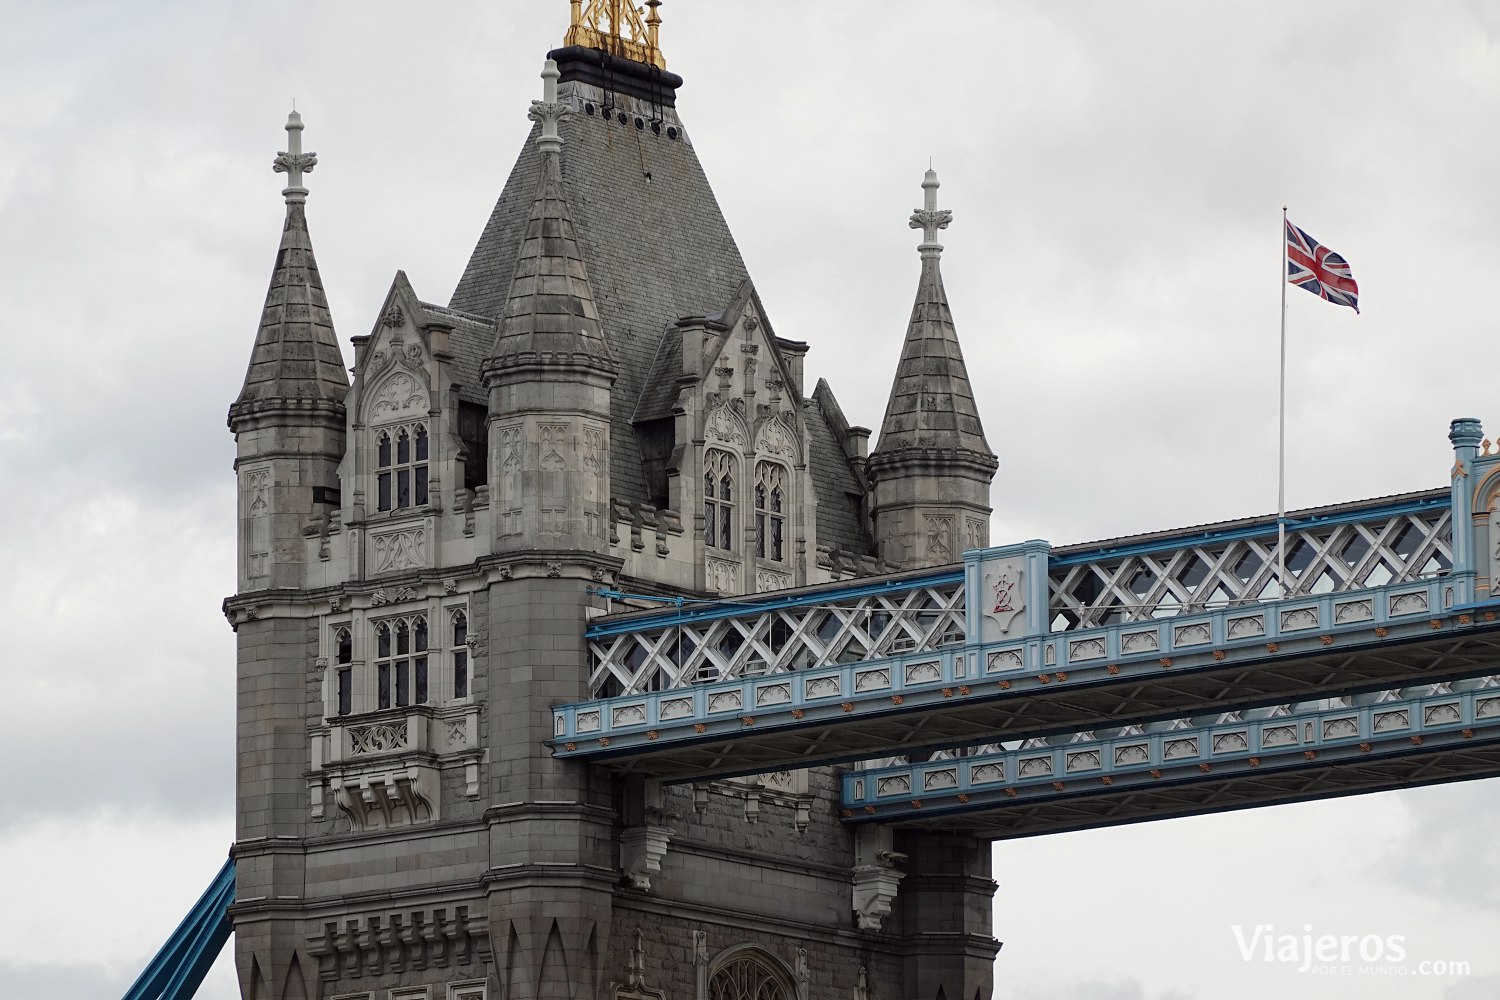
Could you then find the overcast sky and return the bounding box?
[3,2,1499,999]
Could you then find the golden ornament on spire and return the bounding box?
[565,0,666,69]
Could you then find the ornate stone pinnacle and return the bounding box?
[528,58,571,155]
[272,110,318,203]
[909,167,952,257]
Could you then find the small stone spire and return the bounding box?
[230,112,348,427]
[868,168,996,567]
[909,167,951,258]
[272,111,318,204]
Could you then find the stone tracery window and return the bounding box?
[709,950,791,1000]
[377,423,429,512]
[754,462,787,562]
[704,449,737,551]
[375,614,429,709]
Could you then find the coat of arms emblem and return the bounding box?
[983,563,1025,635]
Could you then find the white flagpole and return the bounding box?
[1278,206,1289,597]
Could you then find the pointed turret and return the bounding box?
[867,168,998,568]
[230,112,349,422]
[483,59,616,553]
[485,61,616,377]
[228,111,348,591]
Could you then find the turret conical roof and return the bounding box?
[870,169,994,469]
[229,113,348,427]
[485,151,616,376]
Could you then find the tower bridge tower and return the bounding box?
[226,7,999,999]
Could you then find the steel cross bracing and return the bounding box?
[844,680,1500,839]
[586,569,967,697]
[1047,491,1451,629]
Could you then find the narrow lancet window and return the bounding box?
[705,449,737,551]
[754,462,787,562]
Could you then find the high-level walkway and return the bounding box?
[551,419,1500,830]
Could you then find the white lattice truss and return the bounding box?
[589,582,966,696]
[1048,508,1452,631]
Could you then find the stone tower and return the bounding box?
[868,169,998,569]
[226,8,999,1000]
[227,111,349,1000]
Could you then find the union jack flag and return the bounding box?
[1286,219,1359,313]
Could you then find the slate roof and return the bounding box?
[449,107,749,507]
[231,201,349,420]
[631,322,683,423]
[805,392,874,555]
[870,254,992,459]
[416,301,496,405]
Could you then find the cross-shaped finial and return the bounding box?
[272,111,318,203]
[909,167,952,258]
[528,59,571,156]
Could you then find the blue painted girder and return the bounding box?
[844,687,1500,839]
[121,856,234,1000]
[552,582,1500,781]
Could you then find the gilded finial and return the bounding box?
[565,0,667,69]
[272,110,318,204]
[909,167,952,258]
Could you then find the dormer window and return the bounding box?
[754,462,786,562]
[704,449,737,551]
[377,423,429,512]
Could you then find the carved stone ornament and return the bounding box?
[983,560,1026,634]
[370,586,419,607]
[372,527,428,574]
[370,370,427,419]
[382,302,406,328]
[704,400,749,448]
[755,416,796,459]
[613,927,667,1000]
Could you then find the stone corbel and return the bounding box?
[620,777,677,891]
[852,865,905,932]
[620,824,674,891]
[328,764,439,831]
[852,824,906,931]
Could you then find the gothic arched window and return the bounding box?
[754,462,787,562]
[375,615,428,709]
[709,951,791,1000]
[705,449,737,551]
[451,610,470,700]
[334,627,353,717]
[377,423,430,512]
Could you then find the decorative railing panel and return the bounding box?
[1047,493,1452,631]
[587,573,965,697]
